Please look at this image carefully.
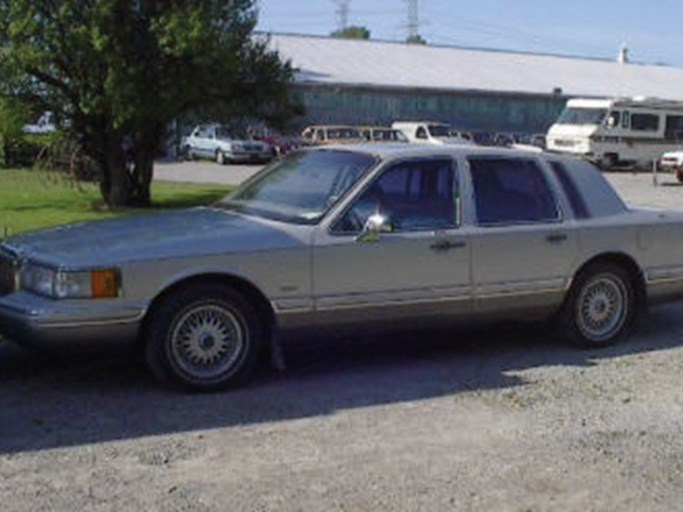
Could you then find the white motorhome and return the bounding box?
[391,121,472,146]
[546,97,683,168]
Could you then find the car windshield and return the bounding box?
[218,149,376,224]
[556,107,608,126]
[427,124,451,137]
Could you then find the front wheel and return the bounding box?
[216,150,228,165]
[145,284,264,391]
[557,263,636,348]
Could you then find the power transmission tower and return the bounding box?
[405,0,419,40]
[333,0,351,31]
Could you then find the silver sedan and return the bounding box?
[2,144,683,391]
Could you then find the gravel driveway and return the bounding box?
[2,165,683,511]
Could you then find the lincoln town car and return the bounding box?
[2,145,683,391]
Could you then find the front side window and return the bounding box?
[470,157,559,225]
[606,111,621,127]
[427,124,450,137]
[415,127,428,139]
[334,159,457,233]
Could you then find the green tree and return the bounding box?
[0,0,301,207]
[406,34,427,45]
[0,97,30,166]
[331,26,371,39]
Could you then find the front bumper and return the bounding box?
[0,291,147,350]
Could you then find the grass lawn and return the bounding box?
[0,168,232,237]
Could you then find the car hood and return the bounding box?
[3,208,305,268]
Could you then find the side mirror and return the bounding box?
[356,214,392,243]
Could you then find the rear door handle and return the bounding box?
[546,233,568,243]
[430,239,466,252]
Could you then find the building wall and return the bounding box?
[294,84,566,134]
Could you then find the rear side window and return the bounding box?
[549,158,626,217]
[470,157,559,225]
[549,161,590,219]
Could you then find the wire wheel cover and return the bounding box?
[170,303,245,379]
[576,274,628,342]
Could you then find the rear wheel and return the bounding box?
[677,168,683,183]
[600,153,618,170]
[145,283,264,391]
[557,262,636,348]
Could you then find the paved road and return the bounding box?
[154,159,262,187]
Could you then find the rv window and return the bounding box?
[606,111,621,127]
[665,115,683,141]
[556,107,607,125]
[631,113,659,132]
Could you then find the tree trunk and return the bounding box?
[98,138,131,209]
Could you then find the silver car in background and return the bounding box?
[2,144,683,391]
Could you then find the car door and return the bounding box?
[192,126,211,157]
[311,157,472,325]
[467,156,579,315]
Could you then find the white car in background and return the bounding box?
[182,123,273,165]
[392,121,472,146]
[658,150,683,182]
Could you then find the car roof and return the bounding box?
[311,142,552,161]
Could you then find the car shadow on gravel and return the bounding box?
[1,302,682,454]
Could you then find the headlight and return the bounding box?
[20,262,121,299]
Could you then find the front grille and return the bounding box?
[0,250,17,296]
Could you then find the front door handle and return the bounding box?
[546,233,568,243]
[430,239,466,252]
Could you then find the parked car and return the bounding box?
[254,134,300,157]
[391,121,472,145]
[2,145,683,391]
[300,125,364,146]
[23,111,56,135]
[657,150,683,182]
[360,126,409,143]
[181,123,272,164]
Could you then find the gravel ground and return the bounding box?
[2,165,683,511]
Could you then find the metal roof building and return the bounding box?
[265,33,683,133]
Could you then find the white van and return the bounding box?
[392,121,472,146]
[546,97,683,168]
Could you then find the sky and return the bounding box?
[255,0,683,67]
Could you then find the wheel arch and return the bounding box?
[141,272,279,362]
[571,252,647,311]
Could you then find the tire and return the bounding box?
[557,262,636,348]
[600,154,618,170]
[216,150,227,165]
[145,283,264,391]
[677,169,683,183]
